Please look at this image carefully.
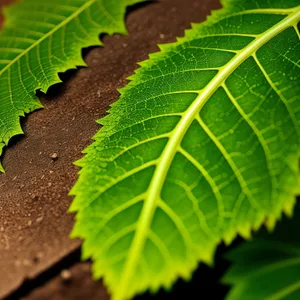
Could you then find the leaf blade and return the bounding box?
[71,1,300,299]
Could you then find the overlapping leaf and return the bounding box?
[0,0,145,171]
[70,0,300,299]
[223,202,300,300]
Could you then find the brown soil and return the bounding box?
[0,0,223,299]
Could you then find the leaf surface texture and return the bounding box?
[70,0,300,299]
[0,0,144,171]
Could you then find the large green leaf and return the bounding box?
[0,0,145,171]
[223,202,300,300]
[70,0,300,299]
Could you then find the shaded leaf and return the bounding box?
[223,202,300,300]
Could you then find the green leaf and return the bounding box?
[0,0,145,172]
[223,203,300,300]
[70,0,300,299]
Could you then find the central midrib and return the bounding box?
[115,5,300,298]
[0,0,95,77]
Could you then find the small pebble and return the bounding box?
[60,269,72,282]
[23,259,31,266]
[36,216,43,223]
[50,153,58,161]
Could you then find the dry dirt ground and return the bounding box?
[0,0,231,299]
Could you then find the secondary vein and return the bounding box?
[0,0,95,77]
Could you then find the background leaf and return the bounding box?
[70,0,300,299]
[223,202,300,300]
[0,0,145,171]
